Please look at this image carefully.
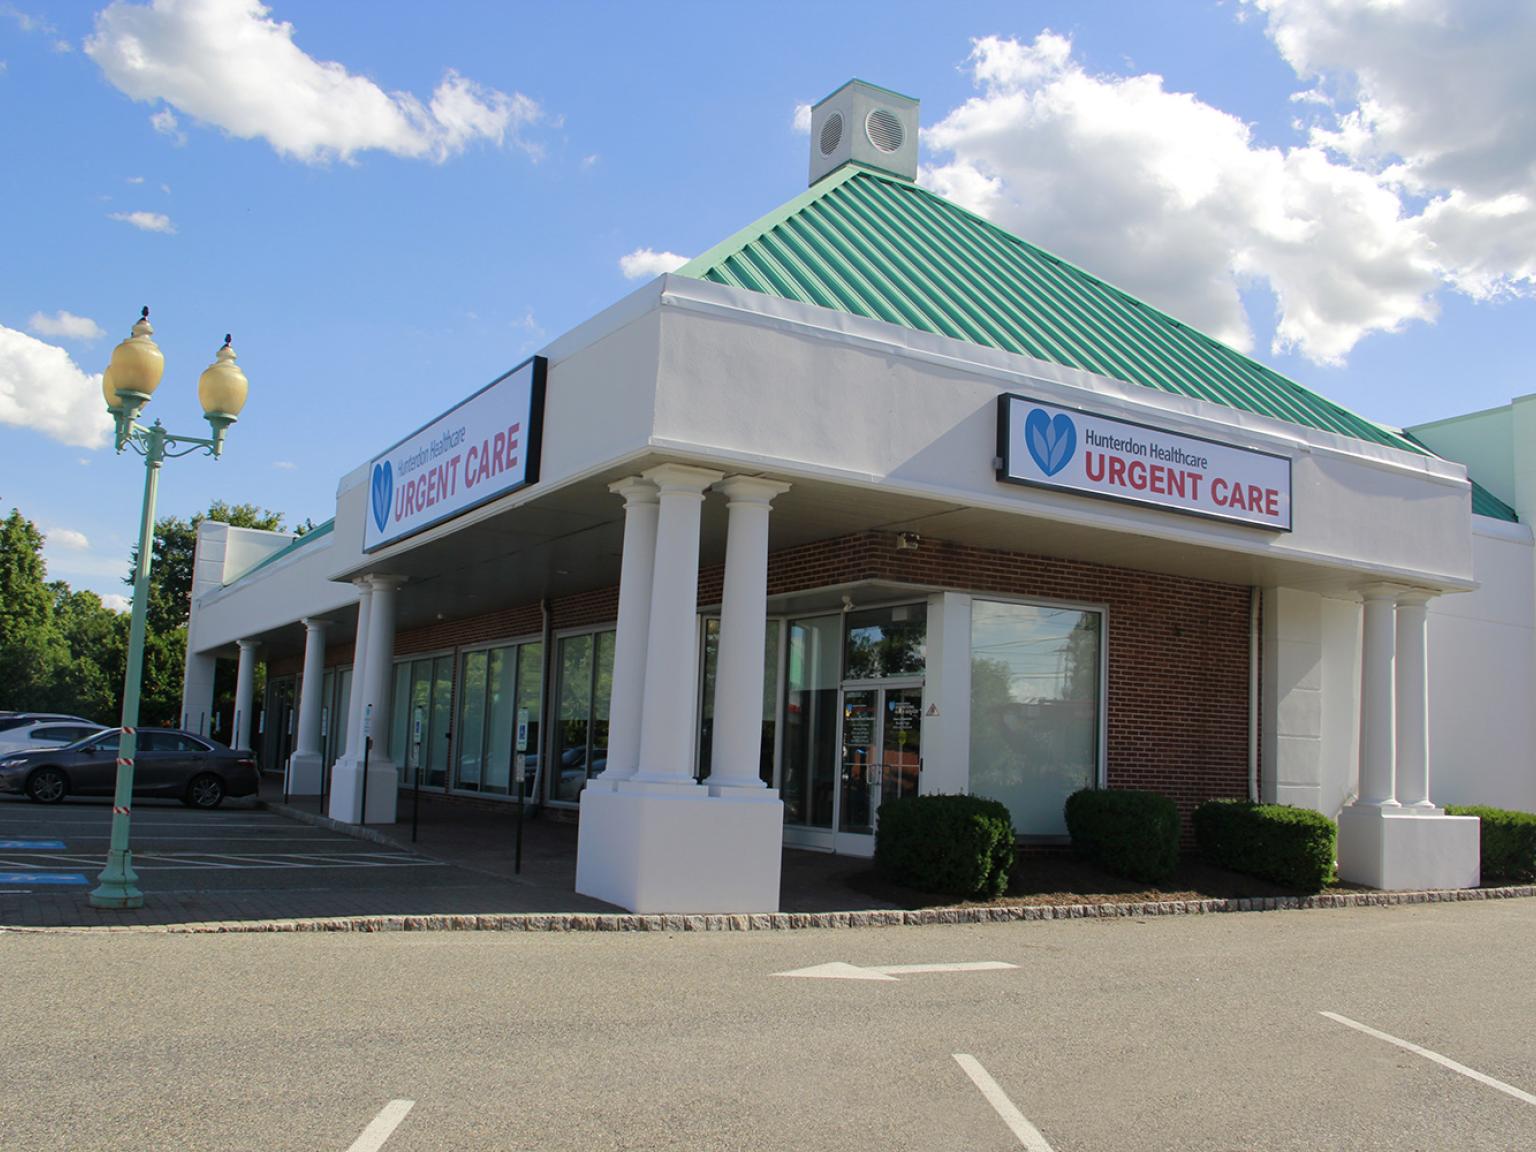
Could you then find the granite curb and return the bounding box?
[5,883,1531,936]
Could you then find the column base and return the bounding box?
[327,756,400,824]
[285,751,326,796]
[1336,804,1480,891]
[575,786,784,913]
[707,777,779,801]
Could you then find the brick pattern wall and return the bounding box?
[273,529,1253,832]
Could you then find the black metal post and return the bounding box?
[412,755,421,843]
[360,734,371,826]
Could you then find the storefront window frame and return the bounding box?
[694,614,787,787]
[544,622,618,809]
[966,592,1110,841]
[389,647,457,790]
[449,632,544,801]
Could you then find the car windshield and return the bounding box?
[65,730,122,751]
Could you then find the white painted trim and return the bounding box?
[657,276,1469,486]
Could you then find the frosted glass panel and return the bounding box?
[969,600,1101,837]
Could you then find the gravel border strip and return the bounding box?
[4,883,1531,935]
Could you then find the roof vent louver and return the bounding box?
[808,80,918,186]
[819,111,844,156]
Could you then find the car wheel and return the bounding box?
[184,773,225,809]
[26,766,68,804]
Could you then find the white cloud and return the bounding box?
[150,106,185,144]
[1253,0,1536,303]
[86,0,545,164]
[619,248,690,280]
[792,102,812,134]
[101,593,131,613]
[109,209,175,233]
[580,153,599,170]
[0,324,112,448]
[921,31,1439,364]
[126,175,144,184]
[45,527,90,550]
[28,310,106,342]
[272,460,295,470]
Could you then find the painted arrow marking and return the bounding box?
[775,960,1017,981]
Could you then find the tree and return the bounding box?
[0,510,67,709]
[48,585,127,722]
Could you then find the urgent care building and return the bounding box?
[182,82,1497,913]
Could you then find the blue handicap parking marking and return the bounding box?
[0,840,67,849]
[0,872,87,885]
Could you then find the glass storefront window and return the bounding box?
[697,618,781,784]
[782,615,840,827]
[550,630,615,803]
[390,655,454,787]
[516,644,542,800]
[844,603,927,680]
[454,641,542,796]
[969,600,1102,837]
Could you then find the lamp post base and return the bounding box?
[90,852,144,909]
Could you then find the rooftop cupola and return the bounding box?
[807,79,919,187]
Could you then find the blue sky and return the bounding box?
[4,1,1534,606]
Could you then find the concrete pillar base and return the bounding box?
[286,751,326,796]
[575,786,784,913]
[327,757,400,824]
[1336,804,1480,891]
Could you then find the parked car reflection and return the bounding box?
[0,728,259,808]
[0,719,106,756]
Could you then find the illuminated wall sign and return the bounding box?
[996,394,1292,531]
[364,356,547,552]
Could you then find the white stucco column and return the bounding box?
[180,650,216,737]
[342,579,373,764]
[360,576,404,750]
[631,463,723,786]
[233,639,260,753]
[328,575,402,824]
[590,477,660,788]
[708,476,789,796]
[1357,585,1401,807]
[1395,591,1437,810]
[286,618,330,795]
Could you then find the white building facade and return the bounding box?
[183,83,1496,912]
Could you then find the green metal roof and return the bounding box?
[677,166,1515,522]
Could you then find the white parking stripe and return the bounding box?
[346,1099,414,1152]
[1321,1012,1536,1108]
[953,1054,1056,1151]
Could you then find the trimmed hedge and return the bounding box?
[1192,799,1335,891]
[1445,805,1536,882]
[1063,788,1179,883]
[874,794,1016,898]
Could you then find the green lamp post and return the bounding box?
[90,307,250,910]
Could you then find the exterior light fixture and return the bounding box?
[91,308,252,910]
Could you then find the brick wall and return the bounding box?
[278,530,1253,834]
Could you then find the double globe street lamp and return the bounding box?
[90,307,250,910]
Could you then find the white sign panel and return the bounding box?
[997,394,1292,530]
[364,357,546,551]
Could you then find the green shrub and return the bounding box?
[874,793,1016,898]
[1063,788,1180,883]
[1445,805,1536,882]
[1192,799,1335,890]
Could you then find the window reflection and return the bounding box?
[969,600,1101,837]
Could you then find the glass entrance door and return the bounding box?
[836,683,923,854]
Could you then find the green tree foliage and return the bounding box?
[0,510,67,709]
[0,502,298,726]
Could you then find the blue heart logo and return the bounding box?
[370,461,393,534]
[1025,408,1076,477]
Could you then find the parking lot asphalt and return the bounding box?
[0,794,617,927]
[4,900,1535,1150]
